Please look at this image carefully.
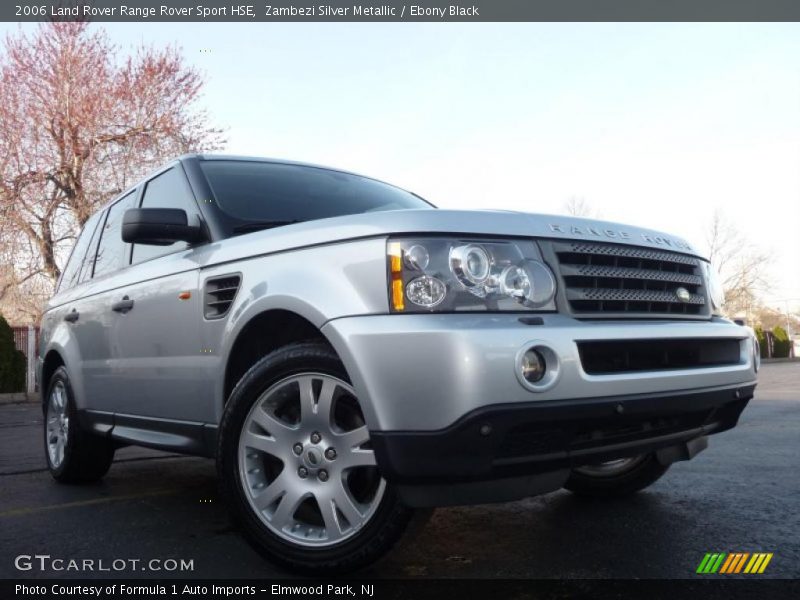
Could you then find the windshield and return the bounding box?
[199,160,433,228]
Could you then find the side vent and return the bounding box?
[204,274,241,319]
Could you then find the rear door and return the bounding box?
[73,191,139,414]
[41,211,104,413]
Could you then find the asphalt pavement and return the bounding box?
[1,363,798,580]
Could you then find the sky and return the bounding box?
[3,22,799,311]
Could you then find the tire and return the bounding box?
[44,366,115,483]
[218,341,415,574]
[564,453,670,499]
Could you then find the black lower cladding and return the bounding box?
[371,385,754,484]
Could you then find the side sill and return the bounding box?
[79,410,215,458]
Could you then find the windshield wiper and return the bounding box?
[232,220,301,234]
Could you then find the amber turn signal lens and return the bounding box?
[388,243,405,311]
[392,279,405,311]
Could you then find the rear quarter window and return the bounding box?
[57,213,102,293]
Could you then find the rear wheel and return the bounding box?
[564,454,670,498]
[45,366,115,483]
[218,342,414,573]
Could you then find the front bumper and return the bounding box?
[322,313,758,432]
[322,313,757,499]
[370,384,753,484]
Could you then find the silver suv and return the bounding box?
[39,155,758,572]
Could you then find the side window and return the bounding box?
[78,209,106,284]
[92,191,136,279]
[57,213,102,293]
[132,168,200,264]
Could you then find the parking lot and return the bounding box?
[1,362,798,579]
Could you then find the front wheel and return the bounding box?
[218,342,414,574]
[564,453,670,498]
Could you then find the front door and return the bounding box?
[105,166,212,424]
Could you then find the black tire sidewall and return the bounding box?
[43,366,78,477]
[44,366,115,483]
[217,341,412,573]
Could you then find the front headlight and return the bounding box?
[702,261,725,315]
[387,237,557,313]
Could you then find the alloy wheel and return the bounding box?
[573,456,646,477]
[46,381,69,468]
[237,373,385,547]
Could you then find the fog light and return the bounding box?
[521,348,546,383]
[515,343,561,392]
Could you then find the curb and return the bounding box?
[761,357,800,364]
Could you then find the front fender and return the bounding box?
[207,237,389,423]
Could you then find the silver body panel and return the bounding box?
[39,206,748,439]
[323,314,756,431]
[163,209,704,266]
[40,235,389,424]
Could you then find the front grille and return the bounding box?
[578,338,742,375]
[544,241,709,318]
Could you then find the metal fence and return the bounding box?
[11,325,38,395]
[12,326,38,354]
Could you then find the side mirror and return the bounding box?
[122,208,205,245]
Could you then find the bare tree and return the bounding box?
[0,22,224,322]
[754,304,800,333]
[705,209,772,318]
[562,196,598,218]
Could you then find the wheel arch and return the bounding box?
[222,308,332,407]
[40,349,65,404]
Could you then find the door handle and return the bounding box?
[111,296,135,314]
[64,310,79,323]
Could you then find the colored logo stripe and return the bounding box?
[734,553,749,573]
[720,553,748,573]
[697,553,726,573]
[696,553,714,573]
[719,553,736,573]
[744,553,773,574]
[698,552,773,574]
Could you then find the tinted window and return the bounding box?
[93,191,136,279]
[78,211,105,284]
[57,213,102,293]
[132,168,199,264]
[199,161,431,227]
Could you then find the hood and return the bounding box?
[211,209,706,264]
